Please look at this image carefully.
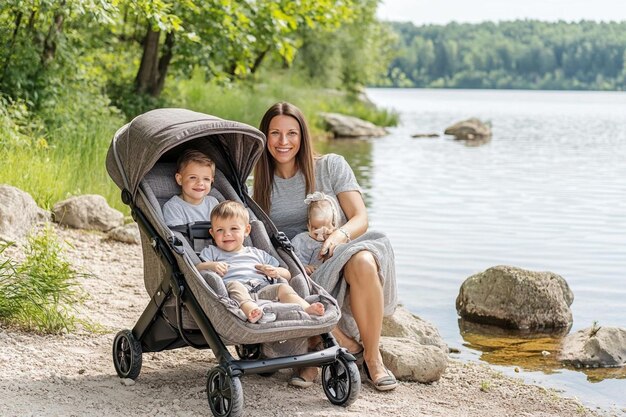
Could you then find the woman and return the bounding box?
[253,102,398,391]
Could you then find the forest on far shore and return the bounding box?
[380,20,626,90]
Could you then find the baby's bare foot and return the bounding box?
[305,302,325,316]
[247,307,263,323]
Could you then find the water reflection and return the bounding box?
[459,319,626,382]
[314,138,374,205]
[454,135,492,147]
[459,319,566,373]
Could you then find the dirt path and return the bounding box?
[0,226,606,416]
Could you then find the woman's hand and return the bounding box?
[319,229,349,260]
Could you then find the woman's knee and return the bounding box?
[344,251,378,285]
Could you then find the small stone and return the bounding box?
[78,369,85,375]
[541,351,551,356]
[121,378,136,386]
[514,367,520,373]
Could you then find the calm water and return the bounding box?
[322,88,626,413]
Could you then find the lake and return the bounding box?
[320,88,626,413]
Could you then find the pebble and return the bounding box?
[121,378,136,386]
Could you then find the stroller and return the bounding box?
[106,108,360,416]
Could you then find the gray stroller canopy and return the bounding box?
[106,108,265,199]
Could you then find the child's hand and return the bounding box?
[305,265,317,275]
[255,264,279,278]
[210,261,229,277]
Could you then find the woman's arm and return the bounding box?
[319,190,368,258]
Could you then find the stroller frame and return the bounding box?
[107,109,361,417]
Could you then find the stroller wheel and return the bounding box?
[206,366,244,417]
[322,355,361,407]
[112,329,142,380]
[235,344,261,360]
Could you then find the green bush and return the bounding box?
[0,226,87,334]
[175,68,398,133]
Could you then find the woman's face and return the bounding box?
[267,115,301,166]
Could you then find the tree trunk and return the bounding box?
[41,4,65,66]
[250,49,268,74]
[150,31,175,97]
[1,10,23,84]
[134,27,160,95]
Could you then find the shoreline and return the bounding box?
[0,225,609,416]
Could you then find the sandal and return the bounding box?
[288,368,318,388]
[349,348,364,366]
[288,374,314,388]
[363,361,398,391]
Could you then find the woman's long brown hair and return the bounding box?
[252,102,316,213]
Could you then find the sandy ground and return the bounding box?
[0,226,612,416]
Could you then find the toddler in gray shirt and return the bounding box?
[163,149,219,226]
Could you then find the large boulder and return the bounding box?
[379,306,448,382]
[444,118,491,140]
[558,325,626,368]
[53,194,123,232]
[106,223,140,244]
[382,305,448,352]
[319,112,387,138]
[456,265,574,331]
[0,184,50,242]
[380,336,448,383]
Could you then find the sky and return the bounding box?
[377,0,626,25]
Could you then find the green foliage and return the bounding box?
[175,69,397,132]
[0,227,87,334]
[293,0,397,93]
[383,20,626,90]
[0,0,396,213]
[0,82,125,211]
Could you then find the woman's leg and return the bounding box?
[342,250,391,384]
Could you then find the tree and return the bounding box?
[112,0,359,98]
[0,0,116,105]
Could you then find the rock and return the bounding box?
[456,265,574,331]
[380,336,448,382]
[558,325,626,368]
[0,184,50,242]
[53,195,123,232]
[120,378,136,386]
[444,118,491,140]
[382,306,448,352]
[411,133,440,138]
[107,223,140,244]
[319,112,387,138]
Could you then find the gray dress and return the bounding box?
[268,154,398,341]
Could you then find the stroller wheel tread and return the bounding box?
[207,366,244,417]
[322,355,361,407]
[112,329,142,380]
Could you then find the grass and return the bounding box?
[0,226,87,334]
[480,380,491,392]
[0,71,397,215]
[175,69,399,135]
